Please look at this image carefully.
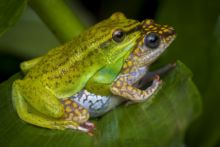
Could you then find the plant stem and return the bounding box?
[29,0,85,43]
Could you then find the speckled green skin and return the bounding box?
[12,12,144,130]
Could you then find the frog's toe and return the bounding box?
[66,125,88,132]
[143,76,162,98]
[66,122,95,135]
[81,121,95,131]
[153,74,160,81]
[84,121,95,128]
[80,121,96,135]
[152,75,162,85]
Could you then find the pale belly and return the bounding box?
[69,67,148,117]
[69,90,125,117]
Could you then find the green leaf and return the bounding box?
[0,61,201,147]
[29,0,85,43]
[156,0,220,146]
[0,0,27,37]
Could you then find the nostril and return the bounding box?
[168,28,176,35]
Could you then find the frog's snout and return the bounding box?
[159,26,176,45]
[163,27,176,37]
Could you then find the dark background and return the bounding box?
[0,0,159,83]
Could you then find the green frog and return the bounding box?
[12,12,176,134]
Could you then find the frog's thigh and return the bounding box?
[61,99,90,124]
[12,80,79,129]
[111,76,161,102]
[15,80,64,118]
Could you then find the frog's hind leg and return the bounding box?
[61,99,95,133]
[12,80,90,132]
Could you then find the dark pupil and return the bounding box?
[144,33,160,49]
[112,30,124,42]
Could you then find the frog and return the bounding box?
[12,12,176,134]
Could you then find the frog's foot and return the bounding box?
[135,62,176,88]
[64,121,95,135]
[61,99,95,134]
[12,81,94,134]
[111,75,162,102]
[80,122,96,135]
[143,75,162,99]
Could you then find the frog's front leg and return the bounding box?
[12,80,94,133]
[110,75,161,102]
[135,63,176,88]
[20,56,43,73]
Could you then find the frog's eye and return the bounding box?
[144,33,160,49]
[112,29,125,43]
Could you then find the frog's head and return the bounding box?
[82,12,175,65]
[134,19,176,66]
[85,12,142,64]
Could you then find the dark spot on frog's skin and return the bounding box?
[47,76,53,80]
[71,65,79,71]
[80,61,87,67]
[41,68,48,74]
[54,82,59,88]
[87,39,100,49]
[100,41,110,49]
[52,66,60,71]
[88,61,93,67]
[45,83,50,88]
[83,96,88,103]
[87,50,96,58]
[32,86,36,91]
[60,69,65,75]
[136,36,143,43]
[133,25,142,32]
[73,74,80,78]
[66,79,72,84]
[57,61,66,67]
[88,100,94,109]
[27,75,33,79]
[70,63,78,71]
[54,75,62,79]
[67,75,73,80]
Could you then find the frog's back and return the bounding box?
[23,13,139,98]
[24,37,106,98]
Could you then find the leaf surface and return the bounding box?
[0,61,201,147]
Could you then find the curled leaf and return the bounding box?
[0,61,201,147]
